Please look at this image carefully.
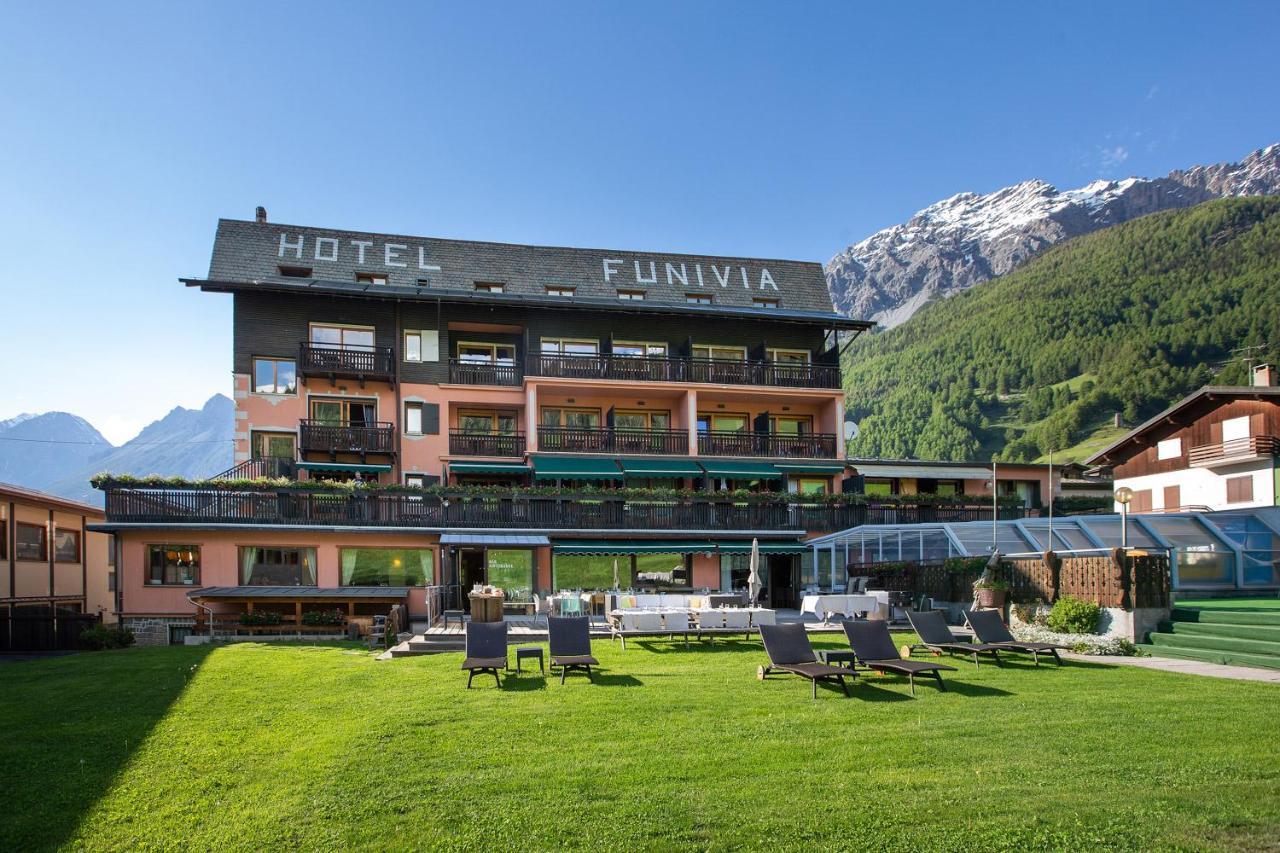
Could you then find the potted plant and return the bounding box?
[973,576,1009,609]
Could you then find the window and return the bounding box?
[459,410,518,435]
[634,553,691,589]
[767,348,810,365]
[457,341,516,364]
[474,281,504,293]
[617,289,645,301]
[789,478,829,496]
[541,407,602,428]
[252,357,297,395]
[613,341,667,357]
[16,523,46,561]
[485,549,534,603]
[54,528,81,563]
[692,344,747,361]
[341,548,433,586]
[540,338,599,357]
[545,286,575,297]
[278,264,312,278]
[552,555,617,591]
[934,480,960,497]
[863,479,894,496]
[405,332,422,362]
[310,323,374,350]
[770,415,812,435]
[1226,476,1254,504]
[1131,489,1153,513]
[1157,437,1182,461]
[251,431,296,460]
[403,329,441,363]
[108,572,116,592]
[239,547,317,586]
[697,412,748,432]
[310,398,376,426]
[614,410,671,430]
[752,297,779,309]
[405,402,424,435]
[148,544,200,585]
[1222,416,1251,443]
[685,293,712,305]
[405,474,428,489]
[356,272,388,286]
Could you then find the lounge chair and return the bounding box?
[461,621,508,689]
[965,609,1067,666]
[906,610,1006,668]
[548,616,600,684]
[758,623,853,699]
[840,620,956,696]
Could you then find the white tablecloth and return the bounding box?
[800,594,879,620]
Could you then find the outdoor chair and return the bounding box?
[840,620,956,696]
[758,623,852,699]
[695,610,724,634]
[461,621,508,689]
[905,610,1005,668]
[663,611,689,634]
[751,609,776,627]
[965,609,1067,666]
[548,616,599,684]
[531,594,553,628]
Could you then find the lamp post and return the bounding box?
[1114,486,1134,550]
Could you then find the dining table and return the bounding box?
[799,593,881,622]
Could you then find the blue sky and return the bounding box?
[1,1,1277,443]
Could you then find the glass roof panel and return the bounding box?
[1139,516,1226,550]
[1074,517,1159,549]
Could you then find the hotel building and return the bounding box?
[97,210,1014,641]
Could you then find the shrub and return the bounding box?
[1046,595,1101,634]
[79,625,135,651]
[301,609,345,626]
[239,611,283,626]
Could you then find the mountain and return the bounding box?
[841,197,1280,463]
[827,143,1280,327]
[1,395,234,506]
[0,413,113,493]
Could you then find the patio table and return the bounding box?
[800,594,878,622]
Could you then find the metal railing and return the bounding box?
[1188,435,1279,466]
[299,420,395,455]
[527,353,841,389]
[212,457,296,480]
[298,343,395,379]
[447,359,521,386]
[696,431,838,458]
[448,431,526,457]
[537,426,689,455]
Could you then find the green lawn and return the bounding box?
[3,639,1279,851]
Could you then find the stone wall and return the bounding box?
[123,616,194,646]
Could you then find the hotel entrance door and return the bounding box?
[768,555,796,609]
[459,548,486,610]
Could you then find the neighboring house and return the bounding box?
[1087,365,1280,513]
[845,459,1083,510]
[1,482,115,624]
[97,208,904,641]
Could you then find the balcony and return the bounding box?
[537,427,689,455]
[527,353,840,389]
[298,343,395,385]
[449,431,527,457]
[448,358,521,386]
[1188,435,1280,468]
[697,431,838,459]
[299,420,395,458]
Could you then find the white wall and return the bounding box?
[1113,460,1277,512]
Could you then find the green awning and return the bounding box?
[532,456,622,480]
[619,458,704,478]
[715,541,809,554]
[448,462,530,475]
[697,460,782,479]
[773,461,847,475]
[553,540,717,555]
[296,462,392,473]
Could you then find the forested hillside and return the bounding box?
[842,197,1280,462]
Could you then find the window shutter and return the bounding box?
[422,330,440,361]
[422,403,440,436]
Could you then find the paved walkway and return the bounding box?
[1066,652,1280,683]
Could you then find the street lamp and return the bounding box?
[1114,486,1134,550]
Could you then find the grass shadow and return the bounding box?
[942,680,1017,698]
[589,673,644,688]
[850,679,927,702]
[0,643,215,851]
[499,674,549,691]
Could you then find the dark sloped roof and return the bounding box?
[0,481,105,517]
[203,218,857,319]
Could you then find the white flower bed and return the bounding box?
[1012,623,1140,656]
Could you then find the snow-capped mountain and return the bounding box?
[827,143,1280,327]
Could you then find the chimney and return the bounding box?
[255,206,267,224]
[1113,412,1124,428]
[1253,363,1278,388]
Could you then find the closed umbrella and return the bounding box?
[613,558,621,590]
[747,538,762,607]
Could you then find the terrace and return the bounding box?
[297,342,396,385]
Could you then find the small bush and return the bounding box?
[239,611,283,626]
[79,625,135,651]
[301,609,345,626]
[1046,595,1101,634]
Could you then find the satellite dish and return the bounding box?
[843,420,860,441]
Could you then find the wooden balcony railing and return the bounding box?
[102,486,1024,532]
[448,431,527,457]
[697,431,838,459]
[447,359,521,386]
[299,420,395,456]
[526,353,840,389]
[537,427,689,455]
[1188,435,1280,466]
[298,343,395,382]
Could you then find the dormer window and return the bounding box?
[546,286,575,297]
[279,265,312,278]
[752,297,779,309]
[686,293,712,305]
[475,281,504,293]
[357,272,388,286]
[617,290,645,301]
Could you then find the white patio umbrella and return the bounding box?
[612,558,620,590]
[747,538,762,607]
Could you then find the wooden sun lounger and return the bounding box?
[906,610,1006,668]
[841,620,956,696]
[758,623,853,699]
[965,609,1068,666]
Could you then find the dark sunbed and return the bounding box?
[906,610,1006,668]
[841,620,956,696]
[461,621,508,689]
[758,623,853,699]
[548,616,600,684]
[965,609,1067,666]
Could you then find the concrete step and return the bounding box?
[1170,607,1280,627]
[1158,621,1280,643]
[1146,630,1280,659]
[1135,643,1280,670]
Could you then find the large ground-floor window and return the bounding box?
[148,544,201,585]
[485,549,534,603]
[340,548,433,586]
[239,547,317,586]
[552,553,691,591]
